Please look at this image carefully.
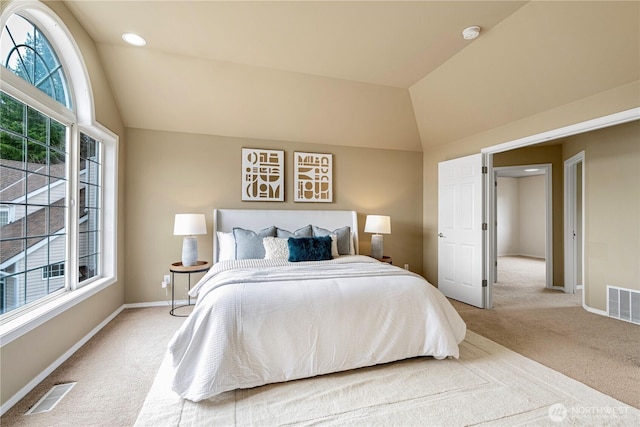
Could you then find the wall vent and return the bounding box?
[607,286,640,325]
[25,382,76,415]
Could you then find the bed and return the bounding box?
[167,209,466,402]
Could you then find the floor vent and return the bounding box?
[607,286,640,325]
[25,382,76,415]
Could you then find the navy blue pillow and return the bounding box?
[288,236,333,262]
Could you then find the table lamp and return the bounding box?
[174,214,207,266]
[364,215,391,260]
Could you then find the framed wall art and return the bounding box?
[241,148,284,201]
[294,152,333,202]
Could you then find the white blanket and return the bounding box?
[167,255,466,401]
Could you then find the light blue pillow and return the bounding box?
[277,225,313,238]
[233,226,276,259]
[312,225,351,255]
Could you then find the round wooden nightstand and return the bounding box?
[169,261,211,316]
[369,256,392,264]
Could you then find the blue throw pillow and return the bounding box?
[288,236,333,262]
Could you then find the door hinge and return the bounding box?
[482,166,488,174]
[482,223,487,230]
[482,279,488,287]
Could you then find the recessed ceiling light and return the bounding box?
[524,169,540,172]
[462,26,480,40]
[122,33,146,47]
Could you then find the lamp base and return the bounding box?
[182,236,198,266]
[370,234,384,259]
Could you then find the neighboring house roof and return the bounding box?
[0,198,65,265]
[1,159,66,201]
[1,159,69,266]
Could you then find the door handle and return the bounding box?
[438,233,446,238]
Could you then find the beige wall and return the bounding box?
[124,128,423,304]
[0,1,125,407]
[563,120,640,310]
[99,44,423,152]
[496,177,519,256]
[518,175,546,259]
[496,176,546,259]
[494,145,564,285]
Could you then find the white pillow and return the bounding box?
[263,237,290,260]
[330,234,339,258]
[349,231,356,255]
[217,231,236,261]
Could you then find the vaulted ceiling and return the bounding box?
[63,1,639,152]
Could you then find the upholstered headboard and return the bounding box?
[213,209,359,262]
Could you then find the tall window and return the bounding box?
[0,9,110,318]
[78,133,101,284]
[0,92,68,313]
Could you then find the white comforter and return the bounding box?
[167,255,466,401]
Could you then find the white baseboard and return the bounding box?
[583,303,607,317]
[0,305,125,416]
[124,299,189,309]
[124,301,172,309]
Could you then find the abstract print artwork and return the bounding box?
[241,148,284,201]
[294,152,333,202]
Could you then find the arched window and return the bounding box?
[0,3,117,323]
[1,14,72,108]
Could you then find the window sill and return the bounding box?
[0,277,116,347]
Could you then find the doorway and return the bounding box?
[481,108,639,309]
[493,164,553,291]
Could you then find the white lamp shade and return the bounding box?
[364,215,391,234]
[173,214,207,236]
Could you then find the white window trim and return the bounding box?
[42,262,65,280]
[0,205,14,225]
[0,1,118,345]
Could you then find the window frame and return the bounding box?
[0,2,118,345]
[0,205,14,225]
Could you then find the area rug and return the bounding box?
[135,331,639,426]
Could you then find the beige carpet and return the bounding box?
[0,307,185,427]
[451,256,640,409]
[135,331,639,426]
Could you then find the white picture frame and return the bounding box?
[294,152,333,202]
[241,148,284,201]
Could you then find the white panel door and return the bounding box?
[438,153,485,308]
